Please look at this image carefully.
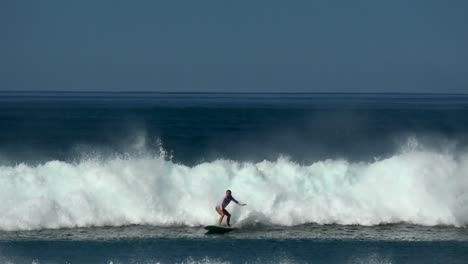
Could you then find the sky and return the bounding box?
[1,0,467,93]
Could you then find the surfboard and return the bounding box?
[204,225,237,234]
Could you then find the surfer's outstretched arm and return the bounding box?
[232,197,247,206]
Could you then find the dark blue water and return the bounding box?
[2,239,468,264]
[1,224,468,264]
[1,92,468,263]
[1,92,468,165]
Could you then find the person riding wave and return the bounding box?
[215,190,246,226]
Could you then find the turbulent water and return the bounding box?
[1,92,468,263]
[1,150,468,231]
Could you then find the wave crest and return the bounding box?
[1,148,467,231]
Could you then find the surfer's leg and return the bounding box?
[218,215,225,225]
[223,209,231,226]
[216,207,225,225]
[216,207,223,216]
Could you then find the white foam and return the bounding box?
[0,147,467,231]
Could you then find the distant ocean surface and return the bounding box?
[0,92,467,263]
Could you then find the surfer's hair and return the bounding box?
[226,189,231,193]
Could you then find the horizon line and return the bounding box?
[1,91,468,95]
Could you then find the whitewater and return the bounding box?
[1,145,467,231]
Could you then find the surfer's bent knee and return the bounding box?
[223,209,230,216]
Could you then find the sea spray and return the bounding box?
[0,149,467,231]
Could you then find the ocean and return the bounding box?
[0,92,467,263]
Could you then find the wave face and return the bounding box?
[1,147,467,231]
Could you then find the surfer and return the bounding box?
[215,190,246,226]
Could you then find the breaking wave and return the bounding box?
[1,144,467,231]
